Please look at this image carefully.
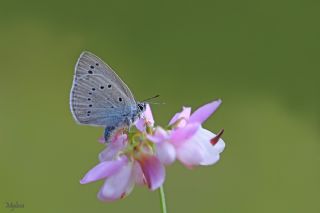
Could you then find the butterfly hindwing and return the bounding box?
[70,51,137,127]
[75,51,136,102]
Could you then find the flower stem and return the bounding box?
[159,185,167,213]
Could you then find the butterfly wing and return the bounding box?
[70,51,137,127]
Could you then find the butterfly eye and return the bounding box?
[139,105,144,111]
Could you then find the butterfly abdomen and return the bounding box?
[104,126,116,142]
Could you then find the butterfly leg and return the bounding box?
[124,117,134,133]
[104,126,116,143]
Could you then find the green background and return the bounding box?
[0,0,319,212]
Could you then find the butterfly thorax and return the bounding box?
[104,102,146,142]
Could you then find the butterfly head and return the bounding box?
[137,102,147,113]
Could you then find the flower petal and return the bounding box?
[98,136,105,144]
[168,107,191,127]
[213,138,225,154]
[132,161,145,185]
[98,161,134,202]
[156,142,176,165]
[136,104,154,131]
[189,99,222,124]
[80,156,127,184]
[144,104,154,125]
[99,134,127,162]
[189,127,221,165]
[138,156,165,190]
[188,128,225,165]
[175,127,225,166]
[135,119,145,132]
[147,126,169,144]
[200,128,225,154]
[170,123,200,146]
[175,139,205,166]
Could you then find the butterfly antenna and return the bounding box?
[141,94,160,102]
[148,101,166,105]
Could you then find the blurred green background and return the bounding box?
[0,0,319,212]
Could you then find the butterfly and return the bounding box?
[69,51,147,142]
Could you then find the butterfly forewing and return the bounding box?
[70,51,137,127]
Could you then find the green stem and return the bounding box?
[159,185,167,213]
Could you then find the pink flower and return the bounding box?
[80,132,165,202]
[148,100,225,167]
[80,101,225,202]
[147,127,176,165]
[137,105,176,165]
